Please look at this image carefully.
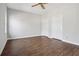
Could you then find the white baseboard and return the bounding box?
[8,35,79,46]
[62,40,79,46]
[8,35,41,40]
[48,36,79,46]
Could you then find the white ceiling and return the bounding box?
[7,3,79,15]
[7,3,49,15]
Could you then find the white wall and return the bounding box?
[7,8,41,39]
[41,13,50,37]
[0,4,7,55]
[7,4,79,45]
[63,4,79,45]
[76,7,79,41]
[41,4,63,39]
[41,3,79,45]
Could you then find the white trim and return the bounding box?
[48,36,79,46]
[48,35,79,46]
[8,35,79,46]
[8,35,41,40]
[62,40,79,46]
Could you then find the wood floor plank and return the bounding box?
[1,36,79,56]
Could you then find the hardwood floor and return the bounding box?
[1,36,79,56]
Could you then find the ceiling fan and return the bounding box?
[32,3,48,9]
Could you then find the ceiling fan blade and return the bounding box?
[32,3,39,7]
[42,3,48,4]
[40,4,45,9]
[39,3,48,4]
